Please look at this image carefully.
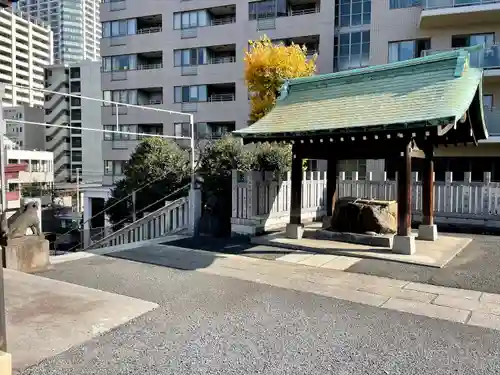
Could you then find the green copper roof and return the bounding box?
[234,49,488,140]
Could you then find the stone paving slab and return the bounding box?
[5,269,158,372]
[252,229,472,268]
[52,242,500,331]
[149,245,500,330]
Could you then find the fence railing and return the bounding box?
[231,170,500,233]
[424,0,500,9]
[208,93,235,102]
[85,197,190,250]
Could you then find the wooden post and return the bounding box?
[326,158,338,217]
[422,150,434,226]
[397,143,412,236]
[290,144,303,225]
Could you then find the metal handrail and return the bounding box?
[423,0,500,9]
[137,26,162,34]
[208,56,236,64]
[210,17,236,26]
[289,8,319,16]
[76,183,190,251]
[208,93,235,102]
[137,63,163,70]
[53,174,179,247]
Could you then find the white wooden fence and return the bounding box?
[231,169,500,235]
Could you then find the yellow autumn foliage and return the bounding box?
[244,35,317,122]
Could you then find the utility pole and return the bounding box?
[76,167,80,213]
[0,83,7,352]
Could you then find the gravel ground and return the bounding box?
[18,251,500,375]
[347,232,500,294]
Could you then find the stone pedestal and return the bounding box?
[418,224,438,241]
[286,223,304,239]
[3,236,50,273]
[393,235,416,255]
[0,351,11,375]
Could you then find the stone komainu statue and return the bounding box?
[0,201,41,242]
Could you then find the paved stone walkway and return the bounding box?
[55,242,500,331]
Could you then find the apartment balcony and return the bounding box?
[197,122,236,140]
[177,5,236,41]
[101,89,165,125]
[420,0,500,28]
[251,0,320,33]
[102,52,163,88]
[178,84,238,122]
[181,44,237,79]
[102,14,163,53]
[422,44,500,78]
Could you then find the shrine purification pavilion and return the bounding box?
[234,48,488,255]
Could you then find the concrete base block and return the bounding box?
[314,230,394,248]
[3,236,51,273]
[418,224,438,241]
[0,351,12,375]
[392,235,416,255]
[322,216,332,229]
[286,223,304,239]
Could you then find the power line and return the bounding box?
[8,83,192,118]
[6,119,191,140]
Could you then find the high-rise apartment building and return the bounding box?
[100,0,500,183]
[0,7,52,107]
[44,60,102,183]
[17,0,101,64]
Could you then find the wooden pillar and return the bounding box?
[397,143,412,236]
[326,158,338,217]
[422,150,434,226]
[290,144,303,225]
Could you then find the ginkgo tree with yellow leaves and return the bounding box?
[244,35,317,123]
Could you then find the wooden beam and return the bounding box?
[326,158,338,217]
[397,142,412,236]
[422,148,434,226]
[290,145,303,225]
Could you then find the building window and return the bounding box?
[173,48,207,67]
[174,122,191,137]
[71,151,82,162]
[335,0,371,28]
[173,10,208,30]
[70,97,81,106]
[388,39,430,63]
[71,109,81,120]
[484,94,493,112]
[70,81,81,92]
[71,137,82,148]
[104,160,113,175]
[102,54,138,71]
[102,18,137,38]
[452,33,495,48]
[389,0,421,9]
[70,67,80,78]
[174,85,208,103]
[334,31,370,71]
[102,90,138,105]
[103,125,114,140]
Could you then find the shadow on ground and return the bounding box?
[99,244,218,271]
[163,236,300,260]
[346,232,500,294]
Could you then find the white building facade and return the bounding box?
[17,0,101,64]
[44,60,102,183]
[0,8,52,107]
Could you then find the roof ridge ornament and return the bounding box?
[278,80,290,101]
